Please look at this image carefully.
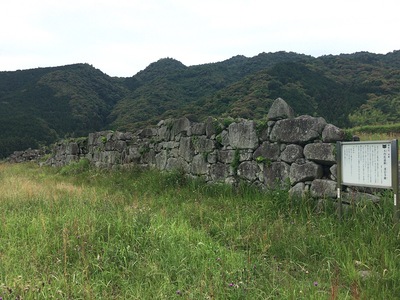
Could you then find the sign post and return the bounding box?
[336,140,399,223]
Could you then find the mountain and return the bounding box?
[1,51,400,158]
[110,52,313,130]
[0,64,128,157]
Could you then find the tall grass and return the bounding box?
[0,161,399,299]
[348,123,400,141]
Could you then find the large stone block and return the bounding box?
[138,128,157,138]
[290,161,323,185]
[310,179,337,198]
[157,125,172,141]
[210,163,232,181]
[270,115,327,144]
[179,137,195,162]
[192,136,215,153]
[166,157,189,173]
[238,161,260,182]
[155,150,168,170]
[189,122,206,136]
[190,154,209,175]
[304,143,336,165]
[67,143,79,155]
[263,162,290,188]
[228,120,259,149]
[171,117,191,137]
[267,97,295,121]
[322,124,345,143]
[280,144,304,163]
[289,182,308,199]
[218,150,235,164]
[105,140,127,152]
[254,142,280,162]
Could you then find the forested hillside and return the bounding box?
[0,64,128,157]
[1,50,399,158]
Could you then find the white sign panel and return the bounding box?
[341,142,392,188]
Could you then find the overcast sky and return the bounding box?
[1,0,399,77]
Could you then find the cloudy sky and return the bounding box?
[1,0,399,77]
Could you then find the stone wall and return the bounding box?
[7,148,48,163]
[45,98,351,199]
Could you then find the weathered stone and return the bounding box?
[107,140,127,152]
[310,179,337,198]
[238,161,260,182]
[220,130,230,146]
[239,149,253,161]
[171,117,191,137]
[289,182,307,199]
[113,131,125,140]
[9,148,48,163]
[342,191,380,204]
[330,164,337,180]
[174,133,182,142]
[322,124,345,143]
[104,151,122,166]
[128,146,141,159]
[165,157,189,173]
[192,136,215,153]
[121,132,134,141]
[290,161,323,185]
[88,132,96,146]
[225,177,237,185]
[267,97,295,121]
[263,162,290,188]
[280,144,304,163]
[254,142,280,162]
[190,154,208,175]
[228,120,259,149]
[157,125,171,141]
[155,150,168,170]
[170,148,179,158]
[206,151,217,164]
[205,117,217,138]
[162,141,179,149]
[304,143,336,165]
[189,122,206,136]
[270,115,327,144]
[179,137,195,162]
[138,128,157,138]
[218,150,235,164]
[67,143,79,155]
[210,163,232,181]
[141,149,156,166]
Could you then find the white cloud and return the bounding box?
[0,0,399,76]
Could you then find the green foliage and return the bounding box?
[2,51,400,158]
[256,119,269,135]
[231,148,241,174]
[1,163,399,299]
[349,123,400,134]
[255,155,271,166]
[59,158,91,175]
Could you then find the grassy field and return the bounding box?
[0,161,399,299]
[348,124,400,142]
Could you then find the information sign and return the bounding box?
[336,140,399,223]
[341,141,392,188]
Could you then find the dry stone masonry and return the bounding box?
[44,98,351,199]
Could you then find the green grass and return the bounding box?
[348,123,400,141]
[0,162,399,299]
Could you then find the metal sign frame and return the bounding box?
[336,140,399,222]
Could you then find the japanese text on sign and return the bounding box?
[341,142,392,187]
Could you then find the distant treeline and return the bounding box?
[1,50,400,158]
